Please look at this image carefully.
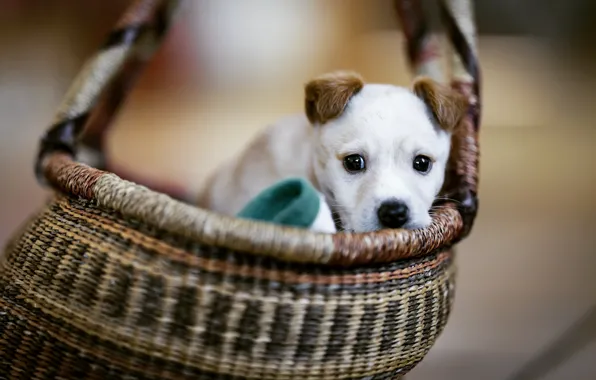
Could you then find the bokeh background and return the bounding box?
[1,1,595,379]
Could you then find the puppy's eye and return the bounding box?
[343,154,366,173]
[413,155,432,174]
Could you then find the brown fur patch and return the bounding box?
[304,71,364,125]
[412,77,468,133]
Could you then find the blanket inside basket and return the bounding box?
[237,177,336,233]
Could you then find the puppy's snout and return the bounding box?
[377,200,409,229]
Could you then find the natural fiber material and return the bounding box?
[1,195,456,379]
[395,0,481,239]
[0,0,481,378]
[40,156,463,266]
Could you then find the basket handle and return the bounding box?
[35,0,181,183]
[395,0,481,239]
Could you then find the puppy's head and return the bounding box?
[305,71,467,232]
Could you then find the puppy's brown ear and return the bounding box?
[412,77,468,132]
[305,71,364,125]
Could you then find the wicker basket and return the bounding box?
[0,0,481,379]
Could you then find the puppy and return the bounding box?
[198,71,466,232]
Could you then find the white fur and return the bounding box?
[311,193,338,233]
[199,83,451,232]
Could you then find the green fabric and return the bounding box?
[237,178,321,228]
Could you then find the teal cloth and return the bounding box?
[237,178,321,228]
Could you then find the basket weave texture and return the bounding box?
[1,195,456,379]
[0,0,480,378]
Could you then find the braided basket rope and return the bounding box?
[0,1,481,379]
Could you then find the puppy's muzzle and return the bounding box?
[377,200,409,229]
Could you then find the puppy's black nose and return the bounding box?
[377,201,409,228]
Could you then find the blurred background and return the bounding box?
[1,0,595,379]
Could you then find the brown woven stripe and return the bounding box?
[379,299,402,352]
[353,303,376,358]
[0,303,415,380]
[233,300,263,355]
[0,294,418,380]
[39,153,464,266]
[323,304,351,361]
[202,292,233,351]
[265,303,293,359]
[136,274,164,328]
[330,206,462,265]
[172,285,198,341]
[44,153,105,199]
[102,263,133,318]
[0,307,153,380]
[1,195,455,378]
[51,196,452,293]
[27,220,64,292]
[421,287,436,344]
[54,195,453,282]
[403,293,421,348]
[74,251,108,309]
[294,303,325,361]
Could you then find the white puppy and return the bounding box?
[198,71,466,232]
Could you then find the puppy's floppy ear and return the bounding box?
[305,71,364,125]
[412,77,468,132]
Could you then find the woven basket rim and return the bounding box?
[34,0,476,267]
[45,152,463,267]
